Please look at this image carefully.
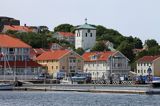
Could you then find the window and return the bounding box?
[70,66,72,69]
[138,70,140,73]
[73,60,76,63]
[144,70,146,73]
[90,33,92,37]
[52,66,54,70]
[62,66,65,69]
[144,63,145,66]
[86,33,87,37]
[56,66,58,69]
[9,48,14,54]
[88,29,90,33]
[77,33,79,37]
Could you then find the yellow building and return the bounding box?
[36,49,83,76]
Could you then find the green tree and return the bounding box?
[11,32,48,48]
[133,37,143,49]
[117,40,135,62]
[92,42,109,52]
[75,48,85,55]
[96,25,107,37]
[38,26,49,34]
[145,39,159,49]
[54,24,74,32]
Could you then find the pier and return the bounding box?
[10,83,160,95]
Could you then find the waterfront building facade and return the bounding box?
[82,51,130,80]
[36,49,83,77]
[136,56,160,77]
[0,34,42,80]
[75,19,96,50]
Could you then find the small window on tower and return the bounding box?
[90,33,92,37]
[86,33,87,37]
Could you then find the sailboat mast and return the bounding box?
[3,53,6,81]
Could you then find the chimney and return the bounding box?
[24,24,27,27]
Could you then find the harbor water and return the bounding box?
[0,91,160,106]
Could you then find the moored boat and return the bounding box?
[0,83,13,90]
[60,78,73,84]
[151,77,160,88]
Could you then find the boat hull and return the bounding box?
[0,83,13,90]
[152,82,160,88]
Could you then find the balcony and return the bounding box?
[107,66,131,71]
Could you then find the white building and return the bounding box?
[82,51,130,80]
[75,19,96,50]
[52,32,75,44]
[136,56,160,77]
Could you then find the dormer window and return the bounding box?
[91,55,97,60]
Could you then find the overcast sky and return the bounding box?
[1,0,160,43]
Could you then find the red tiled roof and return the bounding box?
[0,61,42,68]
[4,25,33,32]
[36,49,70,61]
[137,56,160,62]
[58,32,75,37]
[82,51,115,62]
[31,48,48,55]
[0,34,31,48]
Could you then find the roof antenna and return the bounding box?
[85,18,87,24]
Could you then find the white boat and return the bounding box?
[60,78,72,84]
[0,83,13,90]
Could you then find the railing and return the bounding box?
[107,66,131,70]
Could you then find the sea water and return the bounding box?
[0,91,159,106]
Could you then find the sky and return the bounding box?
[1,0,160,44]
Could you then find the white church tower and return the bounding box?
[75,19,96,50]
